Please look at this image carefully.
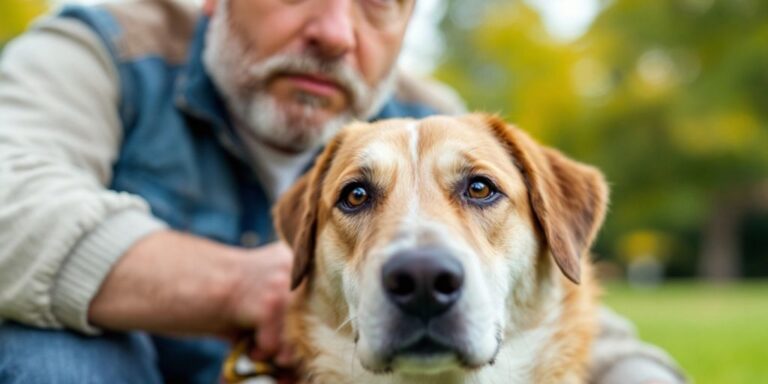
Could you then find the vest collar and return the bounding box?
[174,16,251,162]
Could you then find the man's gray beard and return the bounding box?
[203,0,397,153]
[237,91,351,152]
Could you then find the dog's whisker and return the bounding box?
[335,315,357,333]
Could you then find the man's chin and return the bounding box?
[284,106,340,129]
[236,93,353,153]
[255,117,346,154]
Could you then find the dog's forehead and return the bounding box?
[338,116,507,166]
[330,120,414,176]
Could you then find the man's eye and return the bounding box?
[368,0,398,5]
[338,182,373,213]
[360,0,410,26]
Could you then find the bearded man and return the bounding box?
[0,0,684,383]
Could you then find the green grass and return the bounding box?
[602,281,768,384]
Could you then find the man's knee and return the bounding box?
[0,322,162,384]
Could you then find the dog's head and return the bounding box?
[274,114,608,375]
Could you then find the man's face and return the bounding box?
[203,0,416,152]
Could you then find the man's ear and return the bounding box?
[203,0,217,16]
[481,114,609,284]
[273,134,345,290]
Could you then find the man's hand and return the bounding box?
[226,242,294,359]
[88,231,295,359]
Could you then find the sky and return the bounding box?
[54,0,602,75]
[526,0,602,41]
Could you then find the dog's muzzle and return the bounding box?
[380,247,466,361]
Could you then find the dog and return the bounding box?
[272,113,608,384]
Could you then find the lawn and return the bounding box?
[602,281,768,384]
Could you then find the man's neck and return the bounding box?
[234,126,317,202]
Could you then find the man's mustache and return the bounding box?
[243,54,371,116]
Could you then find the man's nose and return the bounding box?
[304,0,356,59]
[381,247,465,320]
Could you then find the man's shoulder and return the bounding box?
[392,71,467,116]
[71,0,200,65]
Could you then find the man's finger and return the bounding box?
[275,344,296,367]
[254,295,286,358]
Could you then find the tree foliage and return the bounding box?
[0,0,47,49]
[438,0,768,273]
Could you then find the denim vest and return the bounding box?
[59,5,442,248]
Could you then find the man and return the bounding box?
[0,0,684,383]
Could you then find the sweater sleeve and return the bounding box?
[0,17,167,334]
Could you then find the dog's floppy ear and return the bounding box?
[273,134,345,290]
[482,114,609,284]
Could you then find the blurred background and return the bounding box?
[2,0,766,382]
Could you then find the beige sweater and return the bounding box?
[0,17,168,334]
[0,9,684,383]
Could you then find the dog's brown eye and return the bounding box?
[462,176,502,207]
[468,181,492,199]
[338,182,375,214]
[346,186,369,207]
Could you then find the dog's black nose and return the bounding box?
[381,248,464,319]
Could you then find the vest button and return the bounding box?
[240,231,261,247]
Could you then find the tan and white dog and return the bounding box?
[273,114,609,384]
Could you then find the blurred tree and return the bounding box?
[0,0,48,49]
[437,0,768,278]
